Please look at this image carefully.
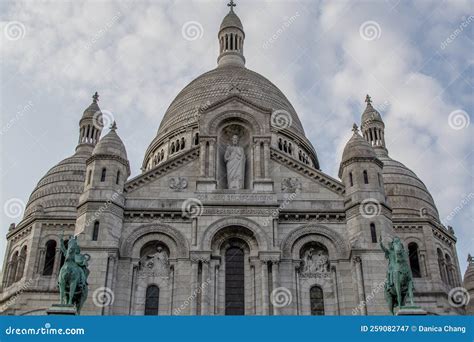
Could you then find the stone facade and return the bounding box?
[0,6,465,316]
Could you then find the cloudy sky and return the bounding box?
[1,0,472,273]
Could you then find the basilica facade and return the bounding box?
[0,5,466,316]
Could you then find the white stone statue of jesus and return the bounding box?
[224,135,245,189]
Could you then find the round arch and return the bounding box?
[281,224,349,260]
[120,223,189,259]
[200,216,270,252]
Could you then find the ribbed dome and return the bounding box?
[220,10,243,31]
[341,130,377,164]
[24,150,90,218]
[377,152,439,222]
[93,127,128,160]
[155,66,305,138]
[361,102,383,125]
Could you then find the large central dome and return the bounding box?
[156,65,305,137]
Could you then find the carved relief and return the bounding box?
[138,244,170,278]
[300,243,329,278]
[281,177,302,193]
[169,177,188,191]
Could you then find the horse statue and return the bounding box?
[58,235,90,314]
[380,236,415,314]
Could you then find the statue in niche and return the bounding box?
[139,245,169,277]
[224,135,245,189]
[301,247,329,276]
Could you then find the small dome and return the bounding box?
[361,101,383,125]
[24,149,91,218]
[464,256,474,290]
[341,126,377,165]
[377,152,440,221]
[220,10,243,32]
[81,92,101,121]
[92,124,128,161]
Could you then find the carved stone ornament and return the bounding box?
[169,177,188,191]
[300,247,329,278]
[138,246,170,278]
[281,177,302,193]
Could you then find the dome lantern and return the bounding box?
[360,94,387,154]
[77,92,103,151]
[217,0,245,67]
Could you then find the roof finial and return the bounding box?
[227,0,236,12]
[365,94,372,105]
[92,92,99,103]
[352,123,359,134]
[110,121,117,130]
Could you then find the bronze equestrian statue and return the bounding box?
[380,236,415,314]
[58,235,90,314]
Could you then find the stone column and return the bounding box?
[331,265,340,315]
[254,140,261,179]
[209,138,216,179]
[190,259,199,315]
[261,260,269,315]
[263,140,270,178]
[35,248,45,274]
[199,142,206,177]
[353,256,367,315]
[419,251,428,278]
[272,219,279,247]
[201,259,210,315]
[271,261,280,315]
[294,263,301,315]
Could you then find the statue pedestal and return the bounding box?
[395,306,427,316]
[196,179,217,191]
[46,304,77,315]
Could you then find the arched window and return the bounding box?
[288,143,292,154]
[60,239,69,268]
[16,246,27,282]
[408,243,421,278]
[176,140,180,151]
[445,254,453,286]
[116,170,120,185]
[310,286,324,315]
[144,285,160,315]
[100,168,106,182]
[87,170,92,185]
[283,141,288,153]
[377,173,382,187]
[437,248,446,283]
[225,246,245,315]
[298,150,302,161]
[278,138,283,150]
[43,240,57,276]
[349,172,353,187]
[194,133,199,145]
[363,170,369,184]
[7,251,19,286]
[181,137,185,149]
[92,221,100,241]
[171,142,175,154]
[370,223,377,243]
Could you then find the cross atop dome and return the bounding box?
[227,0,236,12]
[352,123,359,134]
[92,92,99,103]
[365,94,372,105]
